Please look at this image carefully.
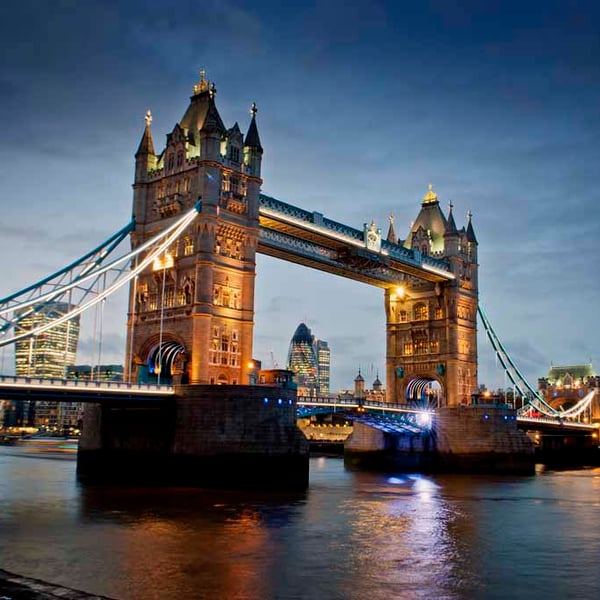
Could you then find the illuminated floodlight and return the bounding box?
[416,411,432,427]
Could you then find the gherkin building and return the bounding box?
[287,323,319,396]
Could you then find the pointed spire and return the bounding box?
[200,95,225,135]
[445,201,458,235]
[466,210,478,243]
[244,102,263,151]
[386,213,398,244]
[135,109,156,157]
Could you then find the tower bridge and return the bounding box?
[0,72,597,485]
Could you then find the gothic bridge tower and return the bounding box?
[126,72,263,385]
[385,185,478,406]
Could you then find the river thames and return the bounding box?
[1,445,599,599]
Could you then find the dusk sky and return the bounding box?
[1,0,599,392]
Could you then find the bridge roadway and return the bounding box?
[297,396,600,434]
[0,377,596,435]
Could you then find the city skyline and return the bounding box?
[1,1,599,392]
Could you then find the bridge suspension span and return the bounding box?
[0,201,201,349]
[478,304,596,421]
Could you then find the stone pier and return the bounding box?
[433,406,534,474]
[77,384,309,490]
[345,406,535,474]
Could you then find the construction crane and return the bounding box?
[270,351,280,369]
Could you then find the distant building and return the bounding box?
[11,302,81,429]
[339,369,385,402]
[14,302,80,378]
[539,362,599,411]
[315,339,330,395]
[286,323,330,396]
[287,323,318,396]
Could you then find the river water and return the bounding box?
[1,445,599,600]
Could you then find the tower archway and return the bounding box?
[406,377,443,409]
[147,341,186,383]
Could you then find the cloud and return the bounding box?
[0,223,50,240]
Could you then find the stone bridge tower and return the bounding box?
[385,185,478,406]
[125,73,263,385]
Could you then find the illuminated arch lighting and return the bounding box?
[406,377,442,407]
[148,341,186,379]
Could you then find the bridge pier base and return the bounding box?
[344,422,435,472]
[433,406,535,474]
[77,385,309,490]
[344,406,535,474]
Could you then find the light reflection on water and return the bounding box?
[1,446,600,599]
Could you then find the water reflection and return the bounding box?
[2,448,600,599]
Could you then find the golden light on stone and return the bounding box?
[152,253,174,271]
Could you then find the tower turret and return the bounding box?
[198,88,226,161]
[244,102,263,179]
[443,201,460,258]
[465,211,478,288]
[134,110,157,183]
[373,372,382,392]
[354,368,365,399]
[405,184,447,255]
[466,211,478,260]
[386,214,398,244]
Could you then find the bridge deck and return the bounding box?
[0,375,173,402]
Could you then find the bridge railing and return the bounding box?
[296,396,429,414]
[0,375,173,394]
[517,413,599,430]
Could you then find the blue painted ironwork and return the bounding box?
[259,193,454,280]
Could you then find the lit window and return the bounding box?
[414,303,428,321]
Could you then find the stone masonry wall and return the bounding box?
[173,384,308,456]
[434,406,534,455]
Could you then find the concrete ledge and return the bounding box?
[0,569,113,599]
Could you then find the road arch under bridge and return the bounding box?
[126,76,479,406]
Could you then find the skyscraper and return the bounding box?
[315,339,330,395]
[14,302,80,378]
[286,323,330,396]
[13,302,81,430]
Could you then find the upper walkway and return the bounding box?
[258,194,455,286]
